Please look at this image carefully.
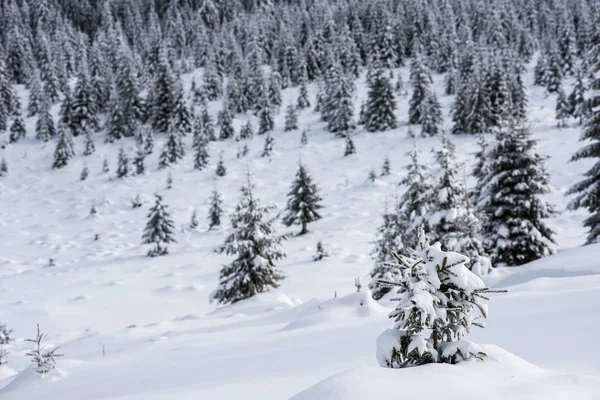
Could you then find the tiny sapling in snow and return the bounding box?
[190,209,199,229]
[376,227,505,368]
[313,241,330,261]
[132,194,142,208]
[354,277,362,292]
[0,346,8,367]
[0,323,12,345]
[25,324,63,374]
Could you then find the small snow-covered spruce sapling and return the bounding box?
[381,156,391,176]
[0,346,8,367]
[133,147,146,175]
[313,241,330,261]
[116,146,130,178]
[261,134,274,158]
[354,277,362,292]
[193,138,210,171]
[131,194,142,208]
[80,163,89,181]
[344,134,356,156]
[215,153,227,177]
[368,170,377,182]
[376,228,505,368]
[142,194,176,257]
[282,162,324,235]
[301,129,308,145]
[102,156,109,173]
[284,103,299,132]
[52,126,75,169]
[208,189,223,230]
[25,324,63,374]
[0,158,7,178]
[190,209,199,229]
[90,202,97,216]
[211,173,285,305]
[83,130,95,156]
[166,172,173,189]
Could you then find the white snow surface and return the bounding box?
[0,65,599,399]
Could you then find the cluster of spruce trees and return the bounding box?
[0,0,599,310]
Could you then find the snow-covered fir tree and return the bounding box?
[193,138,210,171]
[408,53,433,125]
[218,107,235,140]
[282,162,324,235]
[190,209,199,230]
[284,103,299,132]
[0,158,8,178]
[555,87,571,128]
[142,194,176,257]
[381,156,391,176]
[376,227,500,368]
[36,99,56,142]
[479,122,556,265]
[396,140,433,250]
[159,131,185,169]
[133,147,146,175]
[239,121,254,140]
[52,125,75,169]
[215,153,227,177]
[116,146,130,178]
[211,174,285,305]
[420,92,443,136]
[364,70,397,132]
[344,134,356,156]
[25,324,62,374]
[313,241,330,261]
[208,189,223,230]
[9,100,26,143]
[102,156,109,174]
[568,66,600,244]
[297,78,310,109]
[301,129,308,145]
[369,200,403,300]
[80,163,89,181]
[262,134,274,158]
[83,130,95,156]
[569,68,588,124]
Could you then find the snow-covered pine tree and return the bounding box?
[420,92,442,136]
[80,163,89,181]
[369,200,403,300]
[297,78,310,109]
[28,71,44,117]
[408,53,433,125]
[376,227,499,368]
[268,71,283,110]
[52,125,75,169]
[364,69,397,132]
[25,324,62,374]
[301,129,308,145]
[479,122,556,265]
[218,106,235,140]
[133,146,146,175]
[36,99,56,142]
[193,138,210,171]
[142,194,176,257]
[144,129,155,154]
[282,162,324,235]
[567,66,600,244]
[313,241,330,261]
[208,189,223,230]
[0,158,8,178]
[284,103,299,132]
[215,153,227,177]
[533,53,547,87]
[190,209,199,229]
[569,68,588,124]
[211,174,285,305]
[70,68,99,136]
[0,322,12,344]
[9,99,26,143]
[261,134,274,158]
[116,146,130,178]
[258,103,274,135]
[200,107,216,141]
[396,139,433,250]
[344,133,356,156]
[381,156,391,176]
[555,87,571,128]
[159,131,185,169]
[151,59,178,133]
[240,121,254,140]
[83,130,95,156]
[545,48,563,94]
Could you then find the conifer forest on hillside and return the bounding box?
[0,0,600,399]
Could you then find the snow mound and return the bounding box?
[209,291,301,318]
[2,365,67,393]
[282,291,388,331]
[290,345,600,400]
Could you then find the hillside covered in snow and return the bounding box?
[1,0,600,398]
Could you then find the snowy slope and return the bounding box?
[0,64,598,399]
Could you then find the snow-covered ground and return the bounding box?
[0,65,598,399]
